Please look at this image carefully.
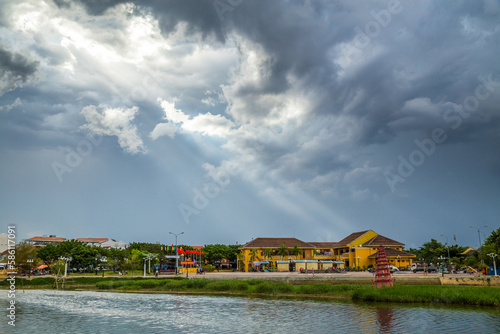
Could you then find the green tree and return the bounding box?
[14,242,37,275]
[412,239,446,263]
[289,245,301,259]
[224,244,240,263]
[263,249,273,260]
[36,244,60,265]
[249,249,258,271]
[277,244,288,259]
[203,244,227,264]
[484,227,500,249]
[128,249,143,277]
[465,256,477,267]
[129,242,162,254]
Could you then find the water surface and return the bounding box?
[1,290,498,333]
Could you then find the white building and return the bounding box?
[0,233,8,254]
[99,239,128,249]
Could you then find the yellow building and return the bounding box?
[239,231,414,272]
[238,238,316,272]
[311,230,415,269]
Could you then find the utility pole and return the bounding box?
[440,234,451,267]
[469,225,488,264]
[169,231,184,275]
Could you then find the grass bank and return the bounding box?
[2,277,498,307]
[95,278,499,306]
[351,285,500,306]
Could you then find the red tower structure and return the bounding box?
[374,245,393,288]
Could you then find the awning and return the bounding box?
[260,261,269,264]
[333,261,344,264]
[295,260,318,263]
[36,264,48,270]
[252,261,261,265]
[320,260,333,263]
[276,261,289,264]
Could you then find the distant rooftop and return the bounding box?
[240,237,316,248]
[77,238,108,243]
[26,235,66,242]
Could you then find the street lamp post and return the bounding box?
[488,253,497,276]
[95,255,106,277]
[101,257,107,277]
[397,255,401,270]
[59,256,72,278]
[469,225,488,264]
[440,234,451,268]
[27,256,34,278]
[143,254,156,277]
[169,231,184,275]
[438,256,446,276]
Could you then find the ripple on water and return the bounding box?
[1,290,499,334]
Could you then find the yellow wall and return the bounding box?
[239,247,314,272]
[240,232,413,272]
[353,247,373,268]
[276,263,289,271]
[295,262,318,271]
[347,230,378,247]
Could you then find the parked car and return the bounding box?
[412,264,437,273]
[389,266,399,273]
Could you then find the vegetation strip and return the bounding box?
[3,277,498,307]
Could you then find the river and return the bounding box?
[1,290,499,333]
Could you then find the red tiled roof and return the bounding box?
[368,247,415,258]
[363,235,404,246]
[26,236,66,241]
[240,238,316,249]
[334,231,370,247]
[308,242,340,249]
[76,238,108,243]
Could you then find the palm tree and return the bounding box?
[277,244,288,259]
[237,253,244,271]
[263,249,273,260]
[290,245,301,260]
[263,249,273,270]
[249,249,258,271]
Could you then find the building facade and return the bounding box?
[76,238,109,246]
[25,235,66,248]
[239,230,415,272]
[99,239,128,249]
[0,233,8,254]
[239,238,317,272]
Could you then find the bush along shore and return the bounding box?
[2,277,499,307]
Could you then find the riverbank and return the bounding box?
[2,276,499,307]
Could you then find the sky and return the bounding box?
[0,0,499,249]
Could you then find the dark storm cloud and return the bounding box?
[0,42,39,96]
[66,0,225,40]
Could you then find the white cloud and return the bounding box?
[150,122,177,140]
[81,104,145,154]
[183,113,234,137]
[152,98,235,139]
[157,98,189,124]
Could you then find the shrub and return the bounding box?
[186,279,209,289]
[255,282,274,294]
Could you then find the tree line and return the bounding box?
[9,240,241,275]
[7,227,500,275]
[406,227,500,269]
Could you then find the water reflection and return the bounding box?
[1,290,499,334]
[377,307,394,332]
